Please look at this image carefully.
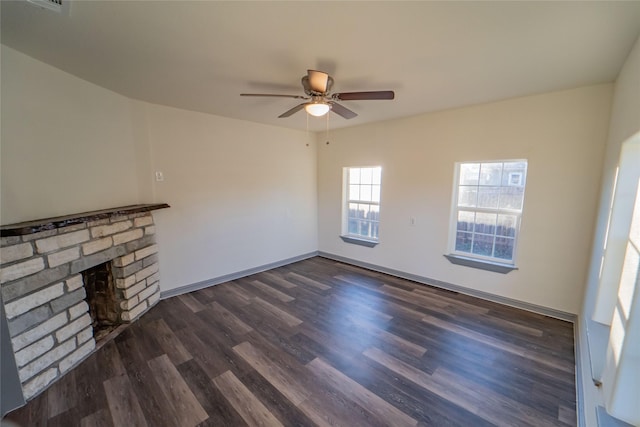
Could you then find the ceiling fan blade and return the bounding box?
[333,91,395,101]
[241,93,307,99]
[329,102,357,119]
[307,70,330,93]
[278,103,307,118]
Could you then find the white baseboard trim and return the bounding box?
[318,251,577,322]
[161,250,576,321]
[159,251,319,299]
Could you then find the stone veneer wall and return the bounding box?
[0,212,160,399]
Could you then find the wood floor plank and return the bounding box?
[297,319,371,362]
[286,271,332,290]
[250,296,303,327]
[177,326,252,380]
[433,366,565,427]
[45,407,84,427]
[146,298,193,331]
[388,302,432,322]
[218,281,254,306]
[144,318,192,365]
[178,292,207,313]
[246,328,317,366]
[297,393,388,427]
[336,275,492,322]
[334,262,385,279]
[410,286,491,314]
[355,350,492,426]
[258,271,298,289]
[333,274,384,292]
[191,286,217,304]
[559,405,578,426]
[329,292,394,322]
[334,275,451,319]
[122,321,165,361]
[47,370,78,419]
[249,279,295,302]
[176,358,249,427]
[213,370,284,427]
[114,334,183,427]
[236,304,299,344]
[348,315,427,357]
[233,341,310,406]
[71,352,110,420]
[537,381,576,407]
[363,346,479,414]
[474,312,545,337]
[239,368,318,426]
[103,375,148,427]
[380,284,454,309]
[80,409,114,427]
[422,314,574,373]
[208,300,254,335]
[146,354,209,426]
[6,386,49,427]
[363,346,554,426]
[306,357,418,427]
[93,339,127,380]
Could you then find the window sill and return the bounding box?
[444,254,517,274]
[340,235,379,248]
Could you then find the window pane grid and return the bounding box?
[345,166,382,240]
[452,161,526,263]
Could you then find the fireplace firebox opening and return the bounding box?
[82,262,120,342]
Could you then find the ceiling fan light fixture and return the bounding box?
[241,70,394,119]
[305,102,330,117]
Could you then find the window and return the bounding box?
[449,160,528,266]
[342,166,382,245]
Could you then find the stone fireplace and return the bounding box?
[0,204,168,401]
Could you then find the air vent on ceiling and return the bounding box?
[26,0,70,15]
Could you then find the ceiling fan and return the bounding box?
[241,70,394,119]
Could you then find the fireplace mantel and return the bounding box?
[1,203,170,237]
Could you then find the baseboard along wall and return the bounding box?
[162,250,576,322]
[159,252,318,299]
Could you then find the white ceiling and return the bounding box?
[2,1,640,132]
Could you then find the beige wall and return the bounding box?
[142,102,318,292]
[1,46,146,223]
[1,45,318,295]
[317,84,612,314]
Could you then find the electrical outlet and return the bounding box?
[155,171,164,182]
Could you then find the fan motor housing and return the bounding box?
[302,75,334,96]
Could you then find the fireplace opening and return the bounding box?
[82,262,120,342]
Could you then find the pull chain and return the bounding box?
[306,111,310,146]
[325,110,330,145]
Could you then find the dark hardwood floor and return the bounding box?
[5,256,577,426]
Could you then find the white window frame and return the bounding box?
[341,166,382,246]
[448,159,528,267]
